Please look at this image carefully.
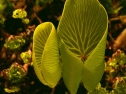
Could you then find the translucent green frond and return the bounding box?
[57,0,108,92]
[33,22,61,88]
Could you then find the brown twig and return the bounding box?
[51,88,55,94]
[109,15,126,21]
[108,33,115,43]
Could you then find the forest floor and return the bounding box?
[0,0,126,94]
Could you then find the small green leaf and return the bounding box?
[33,22,53,86]
[57,0,108,58]
[60,41,83,94]
[33,52,48,85]
[33,22,61,88]
[82,30,107,91]
[57,0,108,91]
[41,22,61,88]
[33,22,52,73]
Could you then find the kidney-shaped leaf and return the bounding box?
[33,22,61,88]
[57,0,108,92]
[60,41,83,94]
[33,22,52,85]
[41,23,61,88]
[82,30,107,91]
[32,52,48,85]
[57,0,108,58]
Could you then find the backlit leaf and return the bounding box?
[33,22,61,87]
[32,52,48,85]
[41,22,61,88]
[57,0,107,58]
[82,30,107,91]
[33,22,51,85]
[57,0,108,91]
[60,41,83,94]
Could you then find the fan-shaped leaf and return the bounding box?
[57,0,108,92]
[33,22,52,85]
[41,23,61,88]
[32,52,48,85]
[33,22,61,87]
[82,30,107,91]
[57,0,108,58]
[33,22,52,71]
[59,41,83,94]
